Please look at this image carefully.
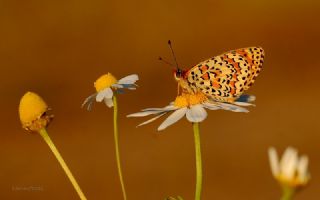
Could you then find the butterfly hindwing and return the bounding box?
[185,47,264,102]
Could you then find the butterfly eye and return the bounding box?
[176,69,183,77]
[173,69,182,80]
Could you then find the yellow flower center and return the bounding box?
[174,92,208,108]
[276,174,309,188]
[19,92,52,132]
[94,73,118,92]
[174,96,189,108]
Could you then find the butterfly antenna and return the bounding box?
[168,40,179,69]
[158,57,175,67]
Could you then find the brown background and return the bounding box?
[1,0,320,199]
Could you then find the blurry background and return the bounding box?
[1,0,319,199]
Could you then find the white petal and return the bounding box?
[136,113,167,127]
[202,102,220,110]
[82,93,97,110]
[268,147,280,177]
[127,109,170,117]
[247,95,256,102]
[280,147,298,179]
[186,105,207,122]
[297,155,309,182]
[216,102,249,113]
[233,101,255,107]
[158,108,187,131]
[96,88,113,102]
[142,105,176,112]
[113,84,124,89]
[118,74,139,84]
[104,98,114,107]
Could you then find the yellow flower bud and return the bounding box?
[19,92,52,132]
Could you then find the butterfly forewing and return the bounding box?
[185,47,264,102]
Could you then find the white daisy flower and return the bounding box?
[268,147,310,188]
[82,73,139,110]
[127,92,254,131]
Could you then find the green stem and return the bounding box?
[280,186,295,200]
[113,95,127,200]
[39,128,87,200]
[193,122,202,200]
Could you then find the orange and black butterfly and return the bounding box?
[165,41,264,103]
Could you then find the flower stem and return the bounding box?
[38,128,87,200]
[113,95,127,200]
[280,186,295,200]
[193,122,202,200]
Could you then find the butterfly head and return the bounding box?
[173,68,186,81]
[173,68,192,94]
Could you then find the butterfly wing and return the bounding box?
[184,47,264,102]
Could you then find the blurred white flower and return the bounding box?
[268,147,310,188]
[82,73,138,110]
[165,196,184,200]
[127,92,254,131]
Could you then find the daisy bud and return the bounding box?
[19,92,53,132]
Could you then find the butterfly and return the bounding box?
[169,43,264,103]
